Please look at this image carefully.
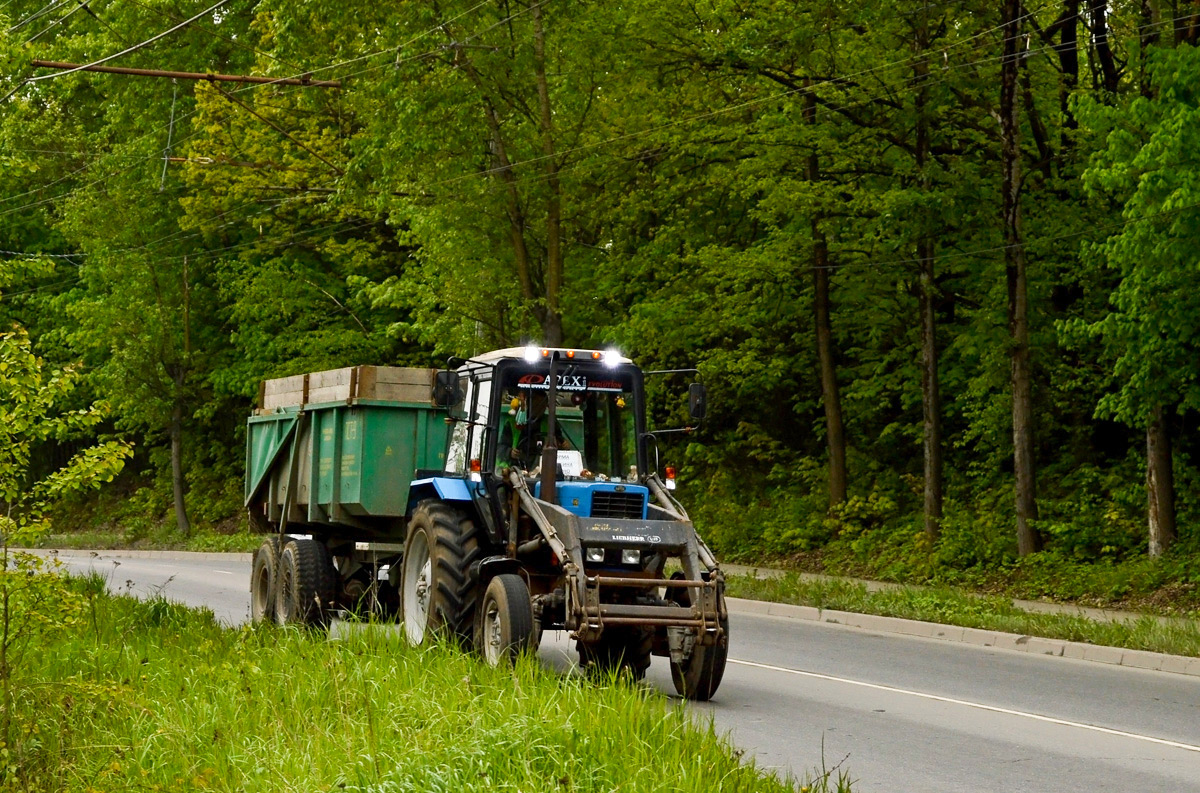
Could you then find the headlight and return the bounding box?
[586,548,605,563]
[621,549,641,565]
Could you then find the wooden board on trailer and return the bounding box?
[259,366,435,410]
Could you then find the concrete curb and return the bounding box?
[26,548,254,563]
[726,596,1200,678]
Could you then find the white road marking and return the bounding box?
[729,658,1200,753]
[214,570,233,575]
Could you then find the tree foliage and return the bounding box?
[2,0,1200,571]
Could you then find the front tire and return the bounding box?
[476,574,535,666]
[669,615,729,701]
[400,501,482,646]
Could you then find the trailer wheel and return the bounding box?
[250,537,281,624]
[401,501,482,646]
[669,615,729,701]
[476,574,535,666]
[274,539,336,627]
[578,627,653,682]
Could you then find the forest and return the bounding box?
[3,0,1200,601]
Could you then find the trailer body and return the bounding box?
[245,366,448,532]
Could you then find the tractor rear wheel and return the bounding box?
[578,626,653,681]
[250,536,281,624]
[274,539,336,626]
[476,574,536,666]
[400,501,482,647]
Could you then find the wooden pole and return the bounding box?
[29,60,341,88]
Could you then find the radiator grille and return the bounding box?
[590,490,645,519]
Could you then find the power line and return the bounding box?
[5,0,71,33]
[29,59,342,87]
[26,0,231,83]
[24,0,94,44]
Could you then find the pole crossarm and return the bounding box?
[29,60,341,88]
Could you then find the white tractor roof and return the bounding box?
[470,347,633,365]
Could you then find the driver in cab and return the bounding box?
[499,390,566,472]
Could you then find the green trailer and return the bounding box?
[244,366,449,530]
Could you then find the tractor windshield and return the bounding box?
[496,366,639,482]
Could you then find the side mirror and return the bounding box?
[688,382,707,421]
[432,370,464,408]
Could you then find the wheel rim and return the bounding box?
[252,559,271,619]
[482,596,503,665]
[276,557,295,624]
[403,529,431,644]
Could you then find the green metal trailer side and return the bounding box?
[245,399,449,529]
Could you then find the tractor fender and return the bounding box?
[473,554,522,585]
[407,476,473,513]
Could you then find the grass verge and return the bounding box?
[38,528,260,554]
[6,573,848,792]
[724,573,1200,659]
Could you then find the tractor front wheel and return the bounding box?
[669,615,729,701]
[476,574,536,666]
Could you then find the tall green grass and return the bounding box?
[726,573,1200,658]
[6,576,843,792]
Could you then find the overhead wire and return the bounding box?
[26,0,231,83]
[4,0,72,33]
[24,0,95,44]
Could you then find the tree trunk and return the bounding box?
[1058,0,1080,135]
[915,10,942,540]
[1089,0,1121,92]
[531,2,565,347]
[1146,404,1176,557]
[813,232,847,508]
[169,399,191,536]
[803,88,846,508]
[1002,0,1042,556]
[918,240,943,540]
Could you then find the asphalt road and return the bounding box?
[47,551,1200,792]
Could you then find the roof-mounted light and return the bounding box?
[523,345,539,363]
[603,348,622,368]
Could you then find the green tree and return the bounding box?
[1077,43,1200,556]
[0,322,130,744]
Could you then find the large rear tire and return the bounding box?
[578,626,653,681]
[476,574,535,666]
[274,539,336,626]
[400,501,482,646]
[250,536,282,624]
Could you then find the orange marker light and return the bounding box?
[470,459,482,473]
[566,350,576,359]
[591,351,602,360]
[665,466,677,479]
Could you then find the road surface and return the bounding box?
[47,551,1200,792]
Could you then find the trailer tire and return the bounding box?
[669,614,729,701]
[274,539,336,627]
[476,574,536,666]
[578,627,653,682]
[250,537,282,624]
[401,501,482,647]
